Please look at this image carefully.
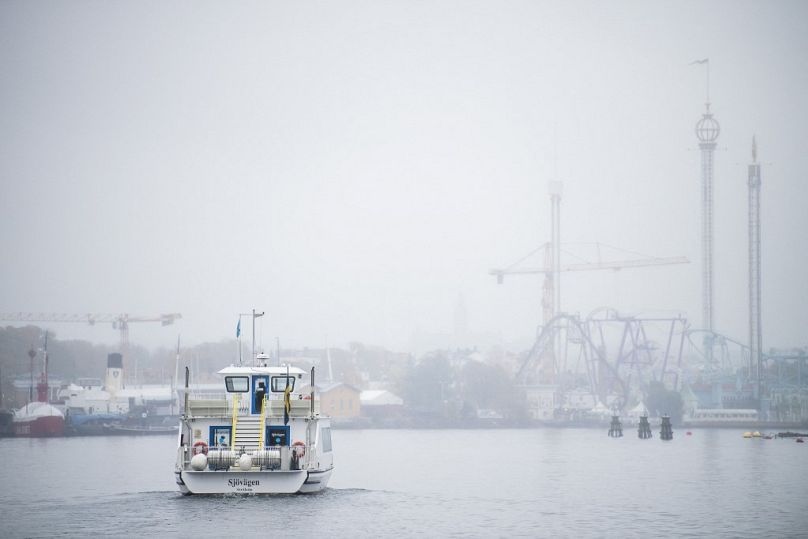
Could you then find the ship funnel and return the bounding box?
[105,353,124,394]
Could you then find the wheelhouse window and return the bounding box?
[225,376,249,392]
[271,376,295,392]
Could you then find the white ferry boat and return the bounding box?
[174,362,333,495]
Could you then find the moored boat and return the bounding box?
[14,331,65,437]
[174,361,333,495]
[109,423,179,435]
[13,402,65,437]
[0,409,13,437]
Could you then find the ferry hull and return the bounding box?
[178,470,308,495]
[298,468,333,494]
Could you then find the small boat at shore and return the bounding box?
[109,423,179,435]
[174,361,333,495]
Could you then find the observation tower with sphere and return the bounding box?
[696,101,720,341]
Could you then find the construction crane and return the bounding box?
[0,312,181,383]
[491,243,688,387]
[490,242,689,326]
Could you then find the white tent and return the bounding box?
[360,390,403,407]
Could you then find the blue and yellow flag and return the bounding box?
[283,382,292,425]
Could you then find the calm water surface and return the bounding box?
[1,429,806,537]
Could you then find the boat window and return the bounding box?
[321,427,332,453]
[271,376,295,392]
[225,376,249,392]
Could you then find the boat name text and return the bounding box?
[228,479,260,488]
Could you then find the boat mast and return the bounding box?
[27,347,36,404]
[250,308,264,367]
[310,366,315,416]
[327,346,334,383]
[183,366,190,417]
[172,335,180,415]
[44,331,48,402]
[308,366,315,468]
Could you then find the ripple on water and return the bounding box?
[2,429,808,537]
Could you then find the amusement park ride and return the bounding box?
[490,180,695,410]
[492,168,805,415]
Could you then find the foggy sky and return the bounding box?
[1,0,806,353]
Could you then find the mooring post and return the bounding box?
[660,415,673,441]
[608,414,623,437]
[638,414,652,439]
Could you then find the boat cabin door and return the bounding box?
[251,375,269,414]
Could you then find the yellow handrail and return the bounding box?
[231,393,239,448]
[256,395,268,448]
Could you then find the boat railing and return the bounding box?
[185,392,320,418]
[267,398,321,417]
[177,444,190,470]
[186,394,229,417]
[184,392,245,417]
[230,394,251,415]
[304,443,316,470]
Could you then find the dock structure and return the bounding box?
[638,415,652,439]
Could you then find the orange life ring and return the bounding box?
[193,440,209,455]
[292,440,306,457]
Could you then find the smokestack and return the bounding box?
[105,353,124,395]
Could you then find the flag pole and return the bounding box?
[172,334,181,413]
[689,58,710,104]
[284,363,291,425]
[237,316,243,366]
[250,309,265,367]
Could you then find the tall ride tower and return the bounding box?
[549,180,562,320]
[537,181,562,383]
[748,137,762,400]
[695,102,720,337]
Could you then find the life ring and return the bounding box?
[193,440,209,455]
[292,440,306,457]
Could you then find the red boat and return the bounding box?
[13,402,65,437]
[13,333,65,437]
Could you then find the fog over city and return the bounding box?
[1,0,806,353]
